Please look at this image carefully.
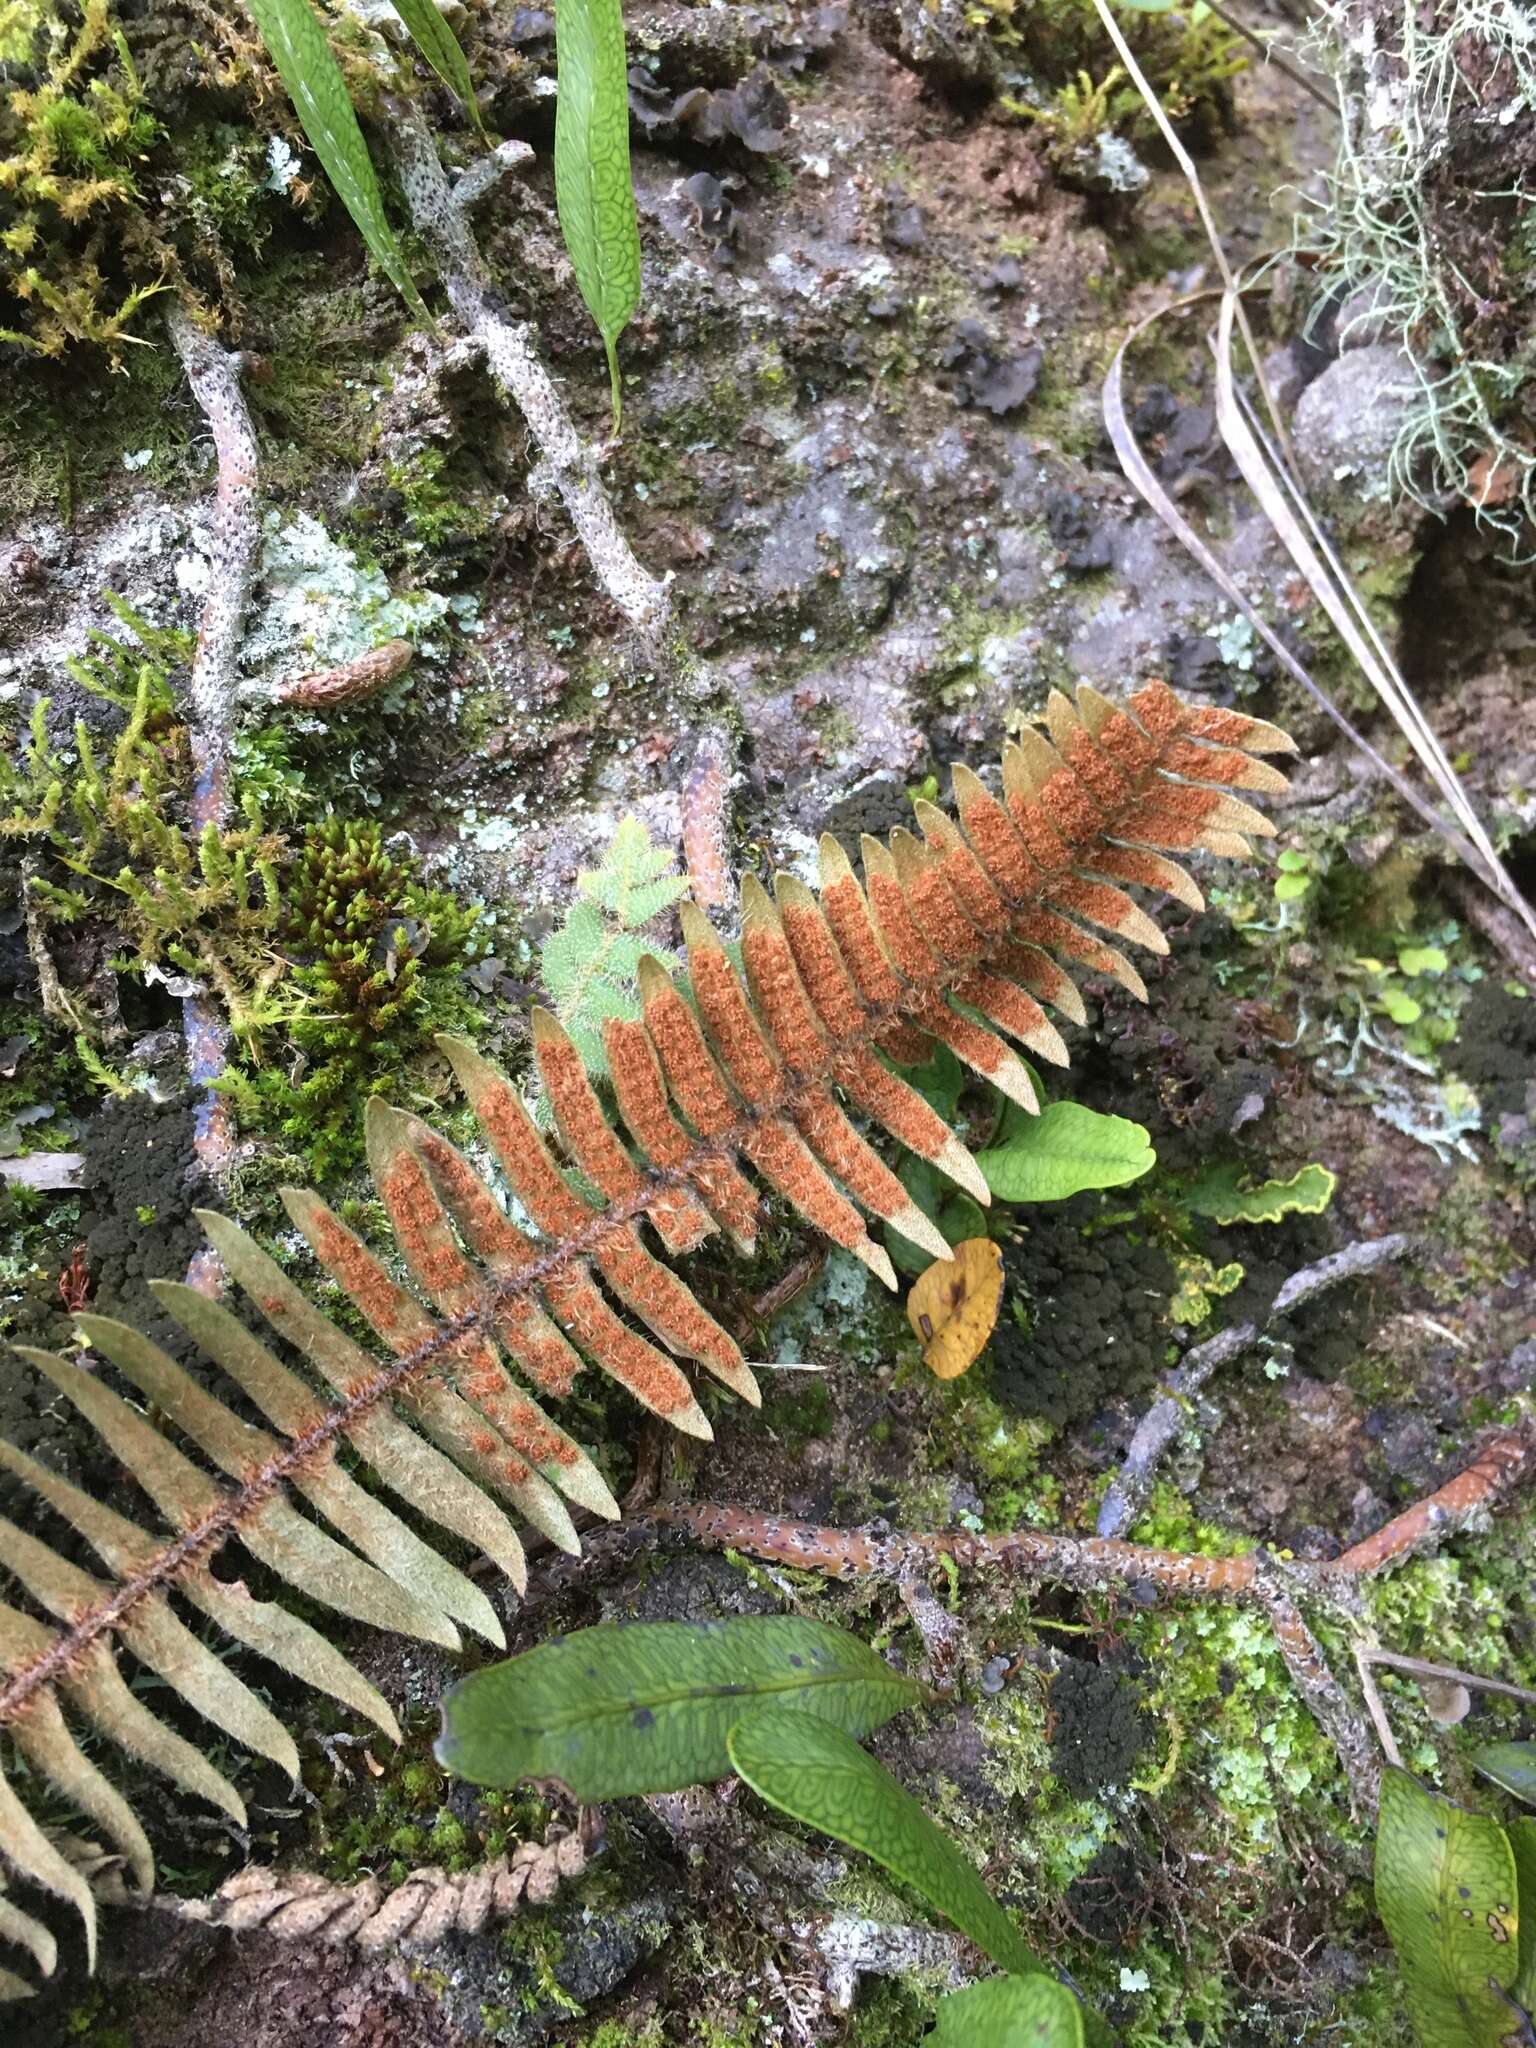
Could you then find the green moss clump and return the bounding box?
[0,0,165,359]
[1,602,288,1027]
[223,814,486,1174]
[986,0,1245,158]
[305,1709,556,1888]
[368,445,502,566]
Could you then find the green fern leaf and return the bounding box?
[577,814,689,921]
[540,817,687,1078]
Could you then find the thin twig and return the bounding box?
[385,102,669,634]
[1359,1646,1536,1711]
[659,1430,1533,1810]
[164,303,260,803]
[165,301,263,1282]
[1098,1234,1414,1539]
[1445,873,1536,990]
[1089,0,1294,471]
[1198,0,1338,112]
[1353,1644,1404,1769]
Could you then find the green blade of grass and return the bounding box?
[246,0,429,321]
[553,0,641,430]
[391,0,487,136]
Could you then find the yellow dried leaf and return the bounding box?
[906,1239,1004,1381]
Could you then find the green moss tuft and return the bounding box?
[222,814,486,1174]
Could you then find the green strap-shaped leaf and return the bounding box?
[728,1710,1055,1989]
[1475,1744,1536,1809]
[245,0,429,321]
[976,1101,1155,1203]
[553,0,642,427]
[437,1617,928,1797]
[391,0,486,135]
[1375,1766,1521,2048]
[931,1976,1086,2047]
[1510,1819,1536,2015]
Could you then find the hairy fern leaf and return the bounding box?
[0,681,1291,1995]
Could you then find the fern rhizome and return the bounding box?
[0,679,1292,1993]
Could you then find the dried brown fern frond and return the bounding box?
[94,1815,596,1952]
[0,680,1291,1995]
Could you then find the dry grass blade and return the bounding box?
[1211,288,1536,944]
[1088,0,1292,470]
[1104,317,1484,866]
[1096,1,1536,951]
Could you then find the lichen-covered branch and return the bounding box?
[659,1430,1532,1809]
[164,301,260,818]
[385,100,669,633]
[164,301,261,1249]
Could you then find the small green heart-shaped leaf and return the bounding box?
[1381,988,1423,1027]
[977,1101,1154,1204]
[1398,945,1449,977]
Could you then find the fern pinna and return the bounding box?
[0,680,1292,1993]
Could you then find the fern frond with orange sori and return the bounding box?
[0,680,1292,1993]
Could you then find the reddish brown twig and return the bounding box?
[681,732,734,913]
[660,1432,1529,1601]
[1330,1433,1530,1576]
[656,1431,1533,1809]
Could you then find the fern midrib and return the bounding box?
[0,757,1166,1728]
